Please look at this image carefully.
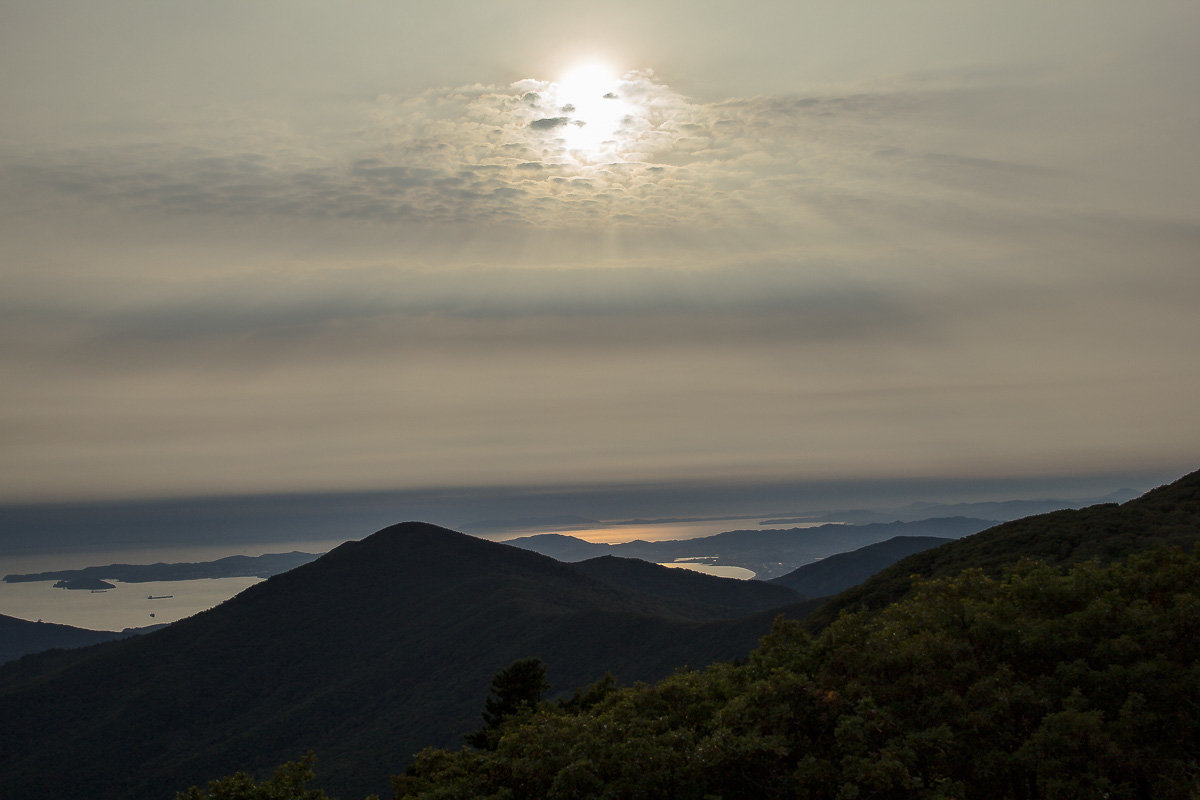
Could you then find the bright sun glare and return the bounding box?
[552,63,629,157]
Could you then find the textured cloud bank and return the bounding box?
[4,70,1099,234]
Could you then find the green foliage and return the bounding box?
[466,658,551,750]
[396,548,1200,799]
[557,671,618,714]
[172,753,378,800]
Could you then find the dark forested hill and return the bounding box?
[768,535,952,598]
[0,614,160,664]
[397,546,1200,800]
[573,555,803,615]
[0,522,806,800]
[806,468,1200,628]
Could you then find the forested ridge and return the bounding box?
[392,547,1200,799]
[807,467,1200,628]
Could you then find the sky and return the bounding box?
[2,0,1198,505]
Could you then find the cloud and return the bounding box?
[529,116,571,130]
[3,69,1086,235]
[0,258,931,359]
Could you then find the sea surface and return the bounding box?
[0,576,266,631]
[658,562,757,579]
[0,537,349,631]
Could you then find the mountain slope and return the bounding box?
[768,536,952,598]
[397,546,1200,800]
[807,468,1200,628]
[573,556,803,614]
[0,614,161,664]
[0,522,804,800]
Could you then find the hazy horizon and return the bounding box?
[0,470,1167,631]
[3,2,1197,511]
[0,466,1177,561]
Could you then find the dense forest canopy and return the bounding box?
[393,547,1200,800]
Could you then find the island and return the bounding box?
[53,578,117,591]
[5,551,322,585]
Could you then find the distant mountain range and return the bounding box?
[504,517,993,579]
[760,488,1141,525]
[0,523,816,800]
[461,514,599,533]
[3,550,321,585]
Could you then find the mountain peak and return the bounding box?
[345,520,476,549]
[0,519,802,799]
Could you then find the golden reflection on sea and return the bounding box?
[520,517,791,545]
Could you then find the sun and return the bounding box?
[552,63,630,157]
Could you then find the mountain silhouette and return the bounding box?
[572,555,803,614]
[768,535,953,598]
[4,550,321,585]
[0,614,161,664]
[0,522,809,800]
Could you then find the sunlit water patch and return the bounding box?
[658,562,756,580]
[0,537,350,631]
[522,517,839,544]
[0,576,265,631]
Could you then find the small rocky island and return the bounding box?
[53,578,117,591]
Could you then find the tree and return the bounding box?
[467,657,550,749]
[398,549,1200,799]
[171,752,377,800]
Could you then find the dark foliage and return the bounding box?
[172,752,369,800]
[467,658,551,749]
[396,547,1200,799]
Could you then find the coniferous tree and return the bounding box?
[467,657,550,749]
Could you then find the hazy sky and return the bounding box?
[2,1,1198,503]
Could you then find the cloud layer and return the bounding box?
[3,70,1100,233]
[2,9,1199,501]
